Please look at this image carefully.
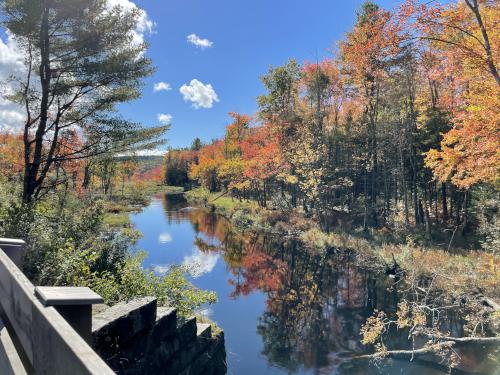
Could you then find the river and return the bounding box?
[129,194,498,375]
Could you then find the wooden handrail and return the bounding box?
[0,239,114,374]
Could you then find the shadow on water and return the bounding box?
[130,194,499,375]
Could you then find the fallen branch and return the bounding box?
[355,341,456,360]
[355,335,500,360]
[480,297,500,312]
[427,335,500,347]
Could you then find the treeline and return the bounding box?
[163,138,202,188]
[167,0,499,240]
[0,131,165,199]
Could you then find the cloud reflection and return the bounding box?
[183,250,219,278]
[158,232,173,243]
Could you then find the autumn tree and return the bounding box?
[0,132,24,178]
[190,140,224,192]
[187,0,498,242]
[340,1,403,228]
[165,149,198,187]
[401,0,500,189]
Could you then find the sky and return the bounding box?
[0,0,403,151]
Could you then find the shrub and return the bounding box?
[0,185,216,317]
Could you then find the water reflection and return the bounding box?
[183,249,219,278]
[132,194,498,375]
[158,232,173,243]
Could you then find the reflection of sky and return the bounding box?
[183,249,219,278]
[198,307,214,318]
[158,232,172,243]
[129,196,486,375]
[129,197,303,375]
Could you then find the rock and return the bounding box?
[92,297,157,352]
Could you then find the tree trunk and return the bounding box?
[441,183,448,221]
[23,4,51,203]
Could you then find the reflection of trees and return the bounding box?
[160,195,478,374]
[173,202,395,373]
[254,241,391,373]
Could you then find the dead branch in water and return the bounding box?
[355,335,500,360]
[355,341,455,360]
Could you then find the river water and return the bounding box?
[130,194,498,375]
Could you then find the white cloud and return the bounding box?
[152,264,171,276]
[158,232,172,243]
[187,34,213,49]
[118,149,166,157]
[183,250,219,278]
[179,79,219,109]
[153,82,171,92]
[0,0,153,131]
[137,149,166,156]
[0,35,24,75]
[157,113,172,124]
[106,0,154,46]
[0,33,26,131]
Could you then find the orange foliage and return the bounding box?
[0,130,87,195]
[0,132,24,178]
[340,4,402,87]
[241,122,284,181]
[135,165,164,184]
[401,0,500,188]
[190,140,225,191]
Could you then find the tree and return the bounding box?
[190,137,203,151]
[340,1,402,228]
[190,140,224,192]
[164,149,197,187]
[1,0,167,203]
[404,0,500,189]
[0,132,24,178]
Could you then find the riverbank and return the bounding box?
[104,184,184,227]
[185,187,500,303]
[142,194,500,373]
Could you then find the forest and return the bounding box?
[162,1,500,364]
[167,0,499,249]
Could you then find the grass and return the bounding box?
[185,187,264,229]
[185,187,257,214]
[103,211,131,227]
[316,228,499,299]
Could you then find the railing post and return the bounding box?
[35,287,104,344]
[0,238,26,268]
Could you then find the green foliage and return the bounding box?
[258,59,300,120]
[191,137,203,151]
[186,187,211,206]
[1,0,168,203]
[0,180,216,317]
[474,186,500,254]
[91,253,217,316]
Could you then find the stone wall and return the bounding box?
[91,297,226,375]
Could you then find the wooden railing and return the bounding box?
[0,238,114,374]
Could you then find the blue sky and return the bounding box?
[114,0,402,149]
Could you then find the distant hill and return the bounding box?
[116,154,164,174]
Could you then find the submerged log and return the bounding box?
[355,341,456,360]
[355,336,500,360]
